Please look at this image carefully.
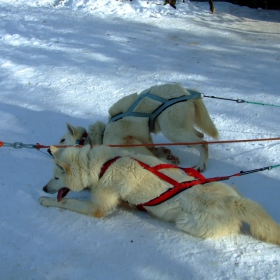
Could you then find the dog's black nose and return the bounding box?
[43,186,48,193]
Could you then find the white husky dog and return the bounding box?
[54,83,218,171]
[55,122,178,163]
[41,145,280,245]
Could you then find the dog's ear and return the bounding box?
[66,122,78,137]
[55,159,71,175]
[49,146,60,157]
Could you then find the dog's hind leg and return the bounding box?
[175,212,241,239]
[123,135,179,164]
[145,134,180,164]
[149,146,180,164]
[162,128,208,172]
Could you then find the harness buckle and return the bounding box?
[13,142,24,149]
[236,99,245,103]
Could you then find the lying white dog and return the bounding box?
[54,83,218,171]
[40,145,280,245]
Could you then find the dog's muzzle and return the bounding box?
[43,185,56,194]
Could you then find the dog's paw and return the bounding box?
[161,147,180,164]
[193,164,206,173]
[158,147,172,155]
[167,154,180,164]
[39,196,56,207]
[152,147,180,164]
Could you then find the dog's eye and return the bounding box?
[55,177,59,180]
[60,139,65,143]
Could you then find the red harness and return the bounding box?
[99,156,233,211]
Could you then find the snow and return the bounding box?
[1,0,280,278]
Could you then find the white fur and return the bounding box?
[54,83,218,170]
[105,83,218,171]
[58,122,88,145]
[41,145,280,245]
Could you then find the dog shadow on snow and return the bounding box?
[0,102,103,146]
[0,101,104,199]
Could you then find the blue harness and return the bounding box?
[108,89,202,132]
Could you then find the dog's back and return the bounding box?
[108,93,139,118]
[108,84,192,117]
[106,83,219,171]
[98,152,280,245]
[172,181,280,244]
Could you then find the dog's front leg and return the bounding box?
[39,197,103,217]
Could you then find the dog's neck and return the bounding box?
[76,132,89,145]
[99,156,121,178]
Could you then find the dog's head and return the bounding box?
[47,123,87,155]
[43,146,91,201]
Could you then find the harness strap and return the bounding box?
[99,156,121,178]
[132,159,244,211]
[137,171,242,211]
[148,90,201,131]
[109,92,165,123]
[150,163,206,180]
[133,160,208,211]
[109,89,202,132]
[98,156,241,212]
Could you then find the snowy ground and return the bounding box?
[1,0,280,279]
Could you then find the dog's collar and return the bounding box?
[75,132,88,145]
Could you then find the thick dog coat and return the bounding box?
[41,145,280,245]
[55,122,177,163]
[54,83,218,171]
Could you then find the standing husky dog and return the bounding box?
[53,83,218,171]
[41,145,280,245]
[105,83,218,171]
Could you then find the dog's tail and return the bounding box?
[88,121,106,145]
[234,197,280,245]
[192,98,219,139]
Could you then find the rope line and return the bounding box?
[37,136,280,149]
[1,140,280,181]
[1,137,280,150]
[203,94,280,108]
